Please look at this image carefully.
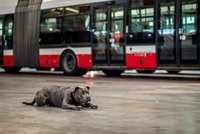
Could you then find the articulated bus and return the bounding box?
[0,0,200,76]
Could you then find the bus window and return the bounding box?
[0,20,3,46]
[40,8,64,45]
[4,15,14,49]
[64,6,91,44]
[42,8,64,18]
[0,18,2,65]
[127,0,155,44]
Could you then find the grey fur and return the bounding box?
[22,86,98,110]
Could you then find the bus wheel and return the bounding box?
[102,70,124,77]
[4,67,21,73]
[61,51,84,76]
[167,70,180,74]
[136,70,155,74]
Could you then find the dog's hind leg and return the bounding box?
[35,96,47,107]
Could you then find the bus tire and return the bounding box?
[103,70,124,77]
[167,70,180,74]
[61,50,84,76]
[136,70,155,74]
[4,67,21,73]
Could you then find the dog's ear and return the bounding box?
[86,86,90,90]
[73,87,80,92]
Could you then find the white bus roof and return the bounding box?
[41,0,111,10]
[0,0,110,15]
[0,0,18,15]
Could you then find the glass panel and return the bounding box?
[158,1,175,61]
[4,15,14,49]
[131,0,154,8]
[96,21,106,32]
[146,8,154,16]
[111,7,124,61]
[7,22,13,36]
[112,10,123,19]
[93,8,107,61]
[64,6,91,44]
[128,0,155,45]
[0,22,2,29]
[41,18,62,32]
[96,9,106,21]
[40,17,63,45]
[0,19,2,64]
[65,7,80,15]
[5,22,13,36]
[0,20,2,46]
[65,6,90,15]
[42,8,64,18]
[96,13,106,21]
[181,0,198,61]
[131,9,139,17]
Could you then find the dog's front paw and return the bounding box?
[73,106,82,111]
[91,105,98,109]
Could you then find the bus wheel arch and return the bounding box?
[166,70,180,74]
[136,69,155,74]
[102,70,124,77]
[60,49,87,76]
[4,67,21,73]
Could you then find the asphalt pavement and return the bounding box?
[0,69,200,134]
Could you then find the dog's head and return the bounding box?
[72,86,91,104]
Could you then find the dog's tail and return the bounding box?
[22,98,36,106]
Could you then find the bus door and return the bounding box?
[179,0,199,65]
[158,0,199,66]
[0,17,4,65]
[157,0,176,65]
[92,4,126,66]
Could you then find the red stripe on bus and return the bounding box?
[126,53,157,69]
[76,54,92,69]
[4,56,15,67]
[40,55,60,68]
[4,54,156,69]
[39,54,92,69]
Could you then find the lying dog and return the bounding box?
[22,85,98,110]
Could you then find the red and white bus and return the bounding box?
[0,0,200,76]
